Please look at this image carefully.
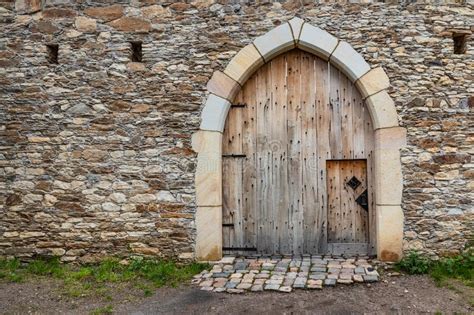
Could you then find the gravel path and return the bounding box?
[0,275,472,314]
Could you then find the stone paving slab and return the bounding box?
[193,255,380,293]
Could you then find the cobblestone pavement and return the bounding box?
[193,256,380,293]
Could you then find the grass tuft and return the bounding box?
[395,249,473,286]
[90,305,113,315]
[0,256,209,299]
[395,251,432,275]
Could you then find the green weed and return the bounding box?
[90,305,113,315]
[395,251,432,275]
[430,249,474,286]
[396,249,473,286]
[0,256,209,300]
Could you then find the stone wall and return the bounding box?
[0,0,472,262]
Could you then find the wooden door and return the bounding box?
[222,49,375,256]
[326,160,369,255]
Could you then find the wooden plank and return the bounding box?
[352,79,365,159]
[222,157,243,249]
[269,53,288,254]
[315,57,330,253]
[300,52,318,254]
[363,97,377,255]
[329,65,343,159]
[241,72,258,250]
[286,50,303,254]
[255,61,272,254]
[339,161,352,242]
[341,74,353,159]
[327,160,339,243]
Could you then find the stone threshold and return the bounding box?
[193,255,380,293]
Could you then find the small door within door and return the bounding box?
[326,160,369,255]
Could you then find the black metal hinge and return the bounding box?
[231,103,247,108]
[356,189,369,211]
[222,154,246,158]
[222,223,234,227]
[222,247,257,251]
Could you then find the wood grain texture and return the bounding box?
[222,49,375,255]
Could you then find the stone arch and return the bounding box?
[192,17,406,261]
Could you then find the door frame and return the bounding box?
[192,17,406,262]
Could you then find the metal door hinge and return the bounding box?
[222,247,257,251]
[356,189,368,211]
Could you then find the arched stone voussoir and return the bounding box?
[288,17,305,43]
[253,22,295,62]
[356,67,390,99]
[329,41,371,83]
[199,94,231,132]
[297,23,339,60]
[224,44,264,86]
[207,70,241,102]
[365,90,399,130]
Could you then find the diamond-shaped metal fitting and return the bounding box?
[356,189,369,211]
[347,176,361,190]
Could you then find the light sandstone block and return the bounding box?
[365,91,399,130]
[330,41,370,82]
[376,205,404,262]
[374,148,403,205]
[207,71,241,102]
[297,24,339,60]
[375,126,407,151]
[192,130,222,154]
[288,17,304,43]
[224,44,264,85]
[196,206,222,261]
[356,67,390,99]
[253,23,295,62]
[374,127,407,205]
[193,131,223,206]
[200,94,231,132]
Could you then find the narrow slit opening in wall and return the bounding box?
[130,41,142,62]
[46,44,58,64]
[453,33,468,54]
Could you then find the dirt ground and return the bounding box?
[0,275,472,315]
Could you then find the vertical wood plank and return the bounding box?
[315,57,330,253]
[300,52,318,254]
[329,65,343,160]
[364,99,376,254]
[255,62,272,254]
[242,74,258,250]
[269,53,288,254]
[286,50,303,254]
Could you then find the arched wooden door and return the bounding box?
[222,49,375,256]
